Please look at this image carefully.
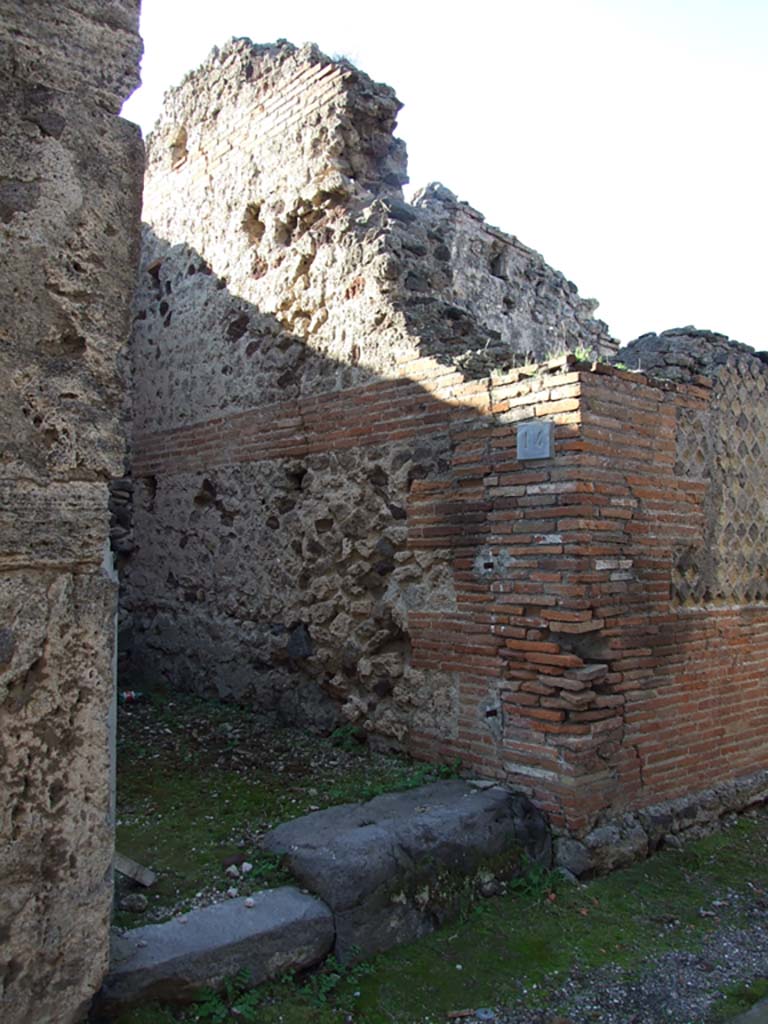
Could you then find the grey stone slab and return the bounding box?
[731,997,768,1024]
[263,779,550,960]
[97,886,333,1013]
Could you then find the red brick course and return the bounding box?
[132,354,768,833]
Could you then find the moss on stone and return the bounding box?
[115,807,768,1022]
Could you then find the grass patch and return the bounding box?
[114,806,768,1023]
[115,689,460,926]
[114,686,768,1022]
[338,820,768,1021]
[710,977,768,1021]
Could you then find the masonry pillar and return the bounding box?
[0,3,143,1021]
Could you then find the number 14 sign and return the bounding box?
[517,420,554,461]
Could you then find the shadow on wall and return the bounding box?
[116,223,710,838]
[119,229,483,740]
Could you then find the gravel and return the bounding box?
[450,900,768,1023]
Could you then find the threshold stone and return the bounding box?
[263,778,551,960]
[96,886,333,1014]
[730,996,768,1024]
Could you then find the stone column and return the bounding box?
[0,3,144,1021]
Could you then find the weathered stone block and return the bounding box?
[263,780,551,961]
[583,819,649,875]
[0,3,143,1021]
[98,888,334,1013]
[554,836,592,878]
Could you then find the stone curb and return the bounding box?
[730,996,768,1023]
[95,886,333,1016]
[263,779,551,961]
[95,781,550,1014]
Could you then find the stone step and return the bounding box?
[263,779,551,961]
[96,886,333,1016]
[731,996,768,1024]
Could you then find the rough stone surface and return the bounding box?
[98,887,333,1013]
[617,326,765,384]
[122,38,615,741]
[554,770,768,877]
[0,3,143,1022]
[410,183,615,375]
[119,893,149,914]
[124,435,454,737]
[553,837,592,878]
[583,820,649,875]
[263,780,551,960]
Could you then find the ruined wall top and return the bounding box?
[145,38,407,228]
[408,183,615,374]
[134,38,617,432]
[618,326,768,384]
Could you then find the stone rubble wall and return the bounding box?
[0,3,144,1022]
[124,39,617,747]
[409,183,616,373]
[125,39,768,838]
[617,326,763,383]
[621,327,768,604]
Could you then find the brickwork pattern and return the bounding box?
[126,39,768,837]
[130,345,768,833]
[674,357,768,605]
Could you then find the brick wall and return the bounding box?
[403,357,768,833]
[130,332,768,834]
[126,39,768,838]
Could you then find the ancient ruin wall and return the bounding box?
[434,333,768,836]
[131,39,615,434]
[0,3,143,1021]
[614,331,768,811]
[125,40,768,837]
[124,39,615,744]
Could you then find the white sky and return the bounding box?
[123,0,768,348]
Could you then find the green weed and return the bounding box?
[303,953,374,1008]
[710,976,768,1021]
[194,969,262,1022]
[507,855,558,899]
[329,723,364,752]
[546,344,597,364]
